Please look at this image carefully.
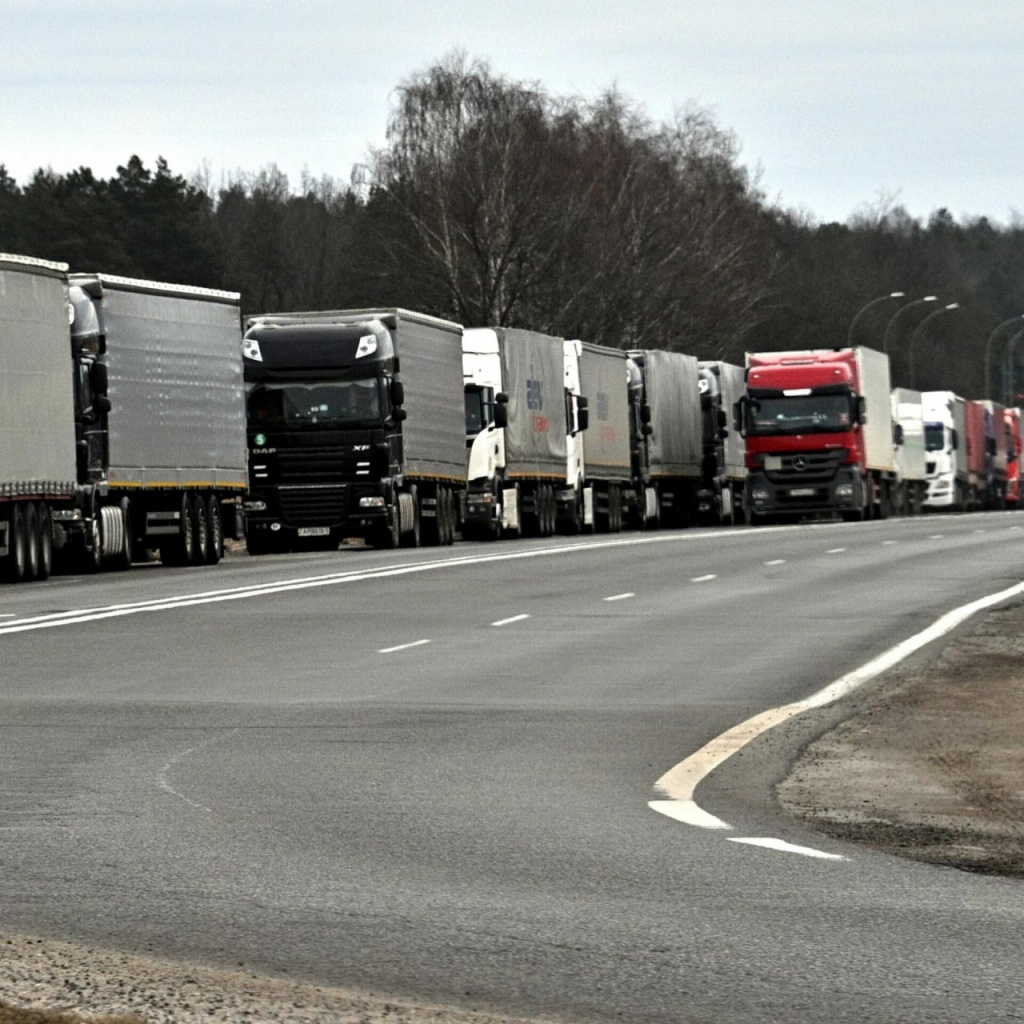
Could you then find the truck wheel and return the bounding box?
[400,493,421,548]
[191,495,210,565]
[23,503,42,582]
[101,503,132,572]
[2,505,28,582]
[369,508,401,549]
[442,488,457,545]
[37,503,53,581]
[162,495,196,566]
[205,496,223,564]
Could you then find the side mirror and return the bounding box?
[390,380,405,408]
[642,423,653,437]
[857,396,867,424]
[718,428,729,441]
[496,392,509,405]
[577,396,589,433]
[893,423,904,445]
[640,403,652,424]
[717,409,727,430]
[733,397,746,434]
[90,361,109,395]
[393,407,408,422]
[95,395,112,414]
[493,404,508,429]
[951,429,959,451]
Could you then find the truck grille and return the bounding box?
[765,450,844,484]
[276,448,359,484]
[278,485,350,526]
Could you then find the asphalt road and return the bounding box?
[1,514,1022,1023]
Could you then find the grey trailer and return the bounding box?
[628,349,703,527]
[578,341,631,531]
[0,254,77,581]
[69,273,246,567]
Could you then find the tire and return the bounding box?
[2,505,28,583]
[37,503,53,581]
[162,494,196,566]
[441,487,456,546]
[369,502,401,550]
[23,503,40,582]
[205,496,223,564]
[191,494,210,565]
[103,502,132,572]
[399,493,421,548]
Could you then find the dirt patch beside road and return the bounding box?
[779,600,1024,875]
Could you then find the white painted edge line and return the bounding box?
[604,592,635,602]
[764,559,786,566]
[690,574,717,583]
[492,614,530,627]
[826,547,846,554]
[0,614,16,618]
[649,578,1024,835]
[728,838,847,860]
[378,639,431,654]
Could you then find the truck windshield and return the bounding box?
[924,424,946,451]
[247,380,382,427]
[747,394,854,436]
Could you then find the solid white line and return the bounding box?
[0,614,16,618]
[728,837,847,860]
[826,547,846,554]
[649,578,1024,831]
[690,574,716,583]
[764,559,785,566]
[378,639,431,654]
[492,614,530,626]
[604,592,635,602]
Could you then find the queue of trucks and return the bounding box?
[1,248,1021,584]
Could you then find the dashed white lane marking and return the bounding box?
[0,614,16,618]
[604,593,635,602]
[764,559,785,566]
[930,534,944,539]
[378,639,431,653]
[649,578,1024,840]
[492,614,530,626]
[882,540,898,545]
[690,574,717,583]
[826,547,846,554]
[728,838,847,860]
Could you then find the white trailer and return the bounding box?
[891,387,928,514]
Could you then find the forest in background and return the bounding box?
[2,54,1023,403]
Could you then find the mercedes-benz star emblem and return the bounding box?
[792,456,807,471]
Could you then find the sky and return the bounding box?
[2,0,1020,225]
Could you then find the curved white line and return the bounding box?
[649,578,1024,830]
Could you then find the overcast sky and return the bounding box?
[2,0,1019,225]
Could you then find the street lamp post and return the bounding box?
[984,315,1024,401]
[1002,326,1024,406]
[882,296,939,358]
[909,303,960,389]
[847,291,905,347]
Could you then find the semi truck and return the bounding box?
[462,327,565,539]
[697,360,747,525]
[68,272,247,568]
[626,349,703,528]
[963,399,989,508]
[890,387,928,515]
[737,347,896,522]
[241,308,466,552]
[921,391,968,510]
[980,399,1010,508]
[0,253,246,583]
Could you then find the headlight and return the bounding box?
[359,496,386,508]
[751,487,770,501]
[243,500,267,512]
[835,484,854,498]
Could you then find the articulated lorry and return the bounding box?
[68,272,246,568]
[890,387,928,515]
[0,254,246,582]
[462,327,565,539]
[626,349,703,527]
[697,360,747,525]
[738,347,896,522]
[921,391,968,510]
[980,399,1010,508]
[242,308,466,552]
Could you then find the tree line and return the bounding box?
[2,53,1023,401]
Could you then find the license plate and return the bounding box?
[298,526,331,537]
[789,488,815,497]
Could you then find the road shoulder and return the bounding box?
[777,600,1024,876]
